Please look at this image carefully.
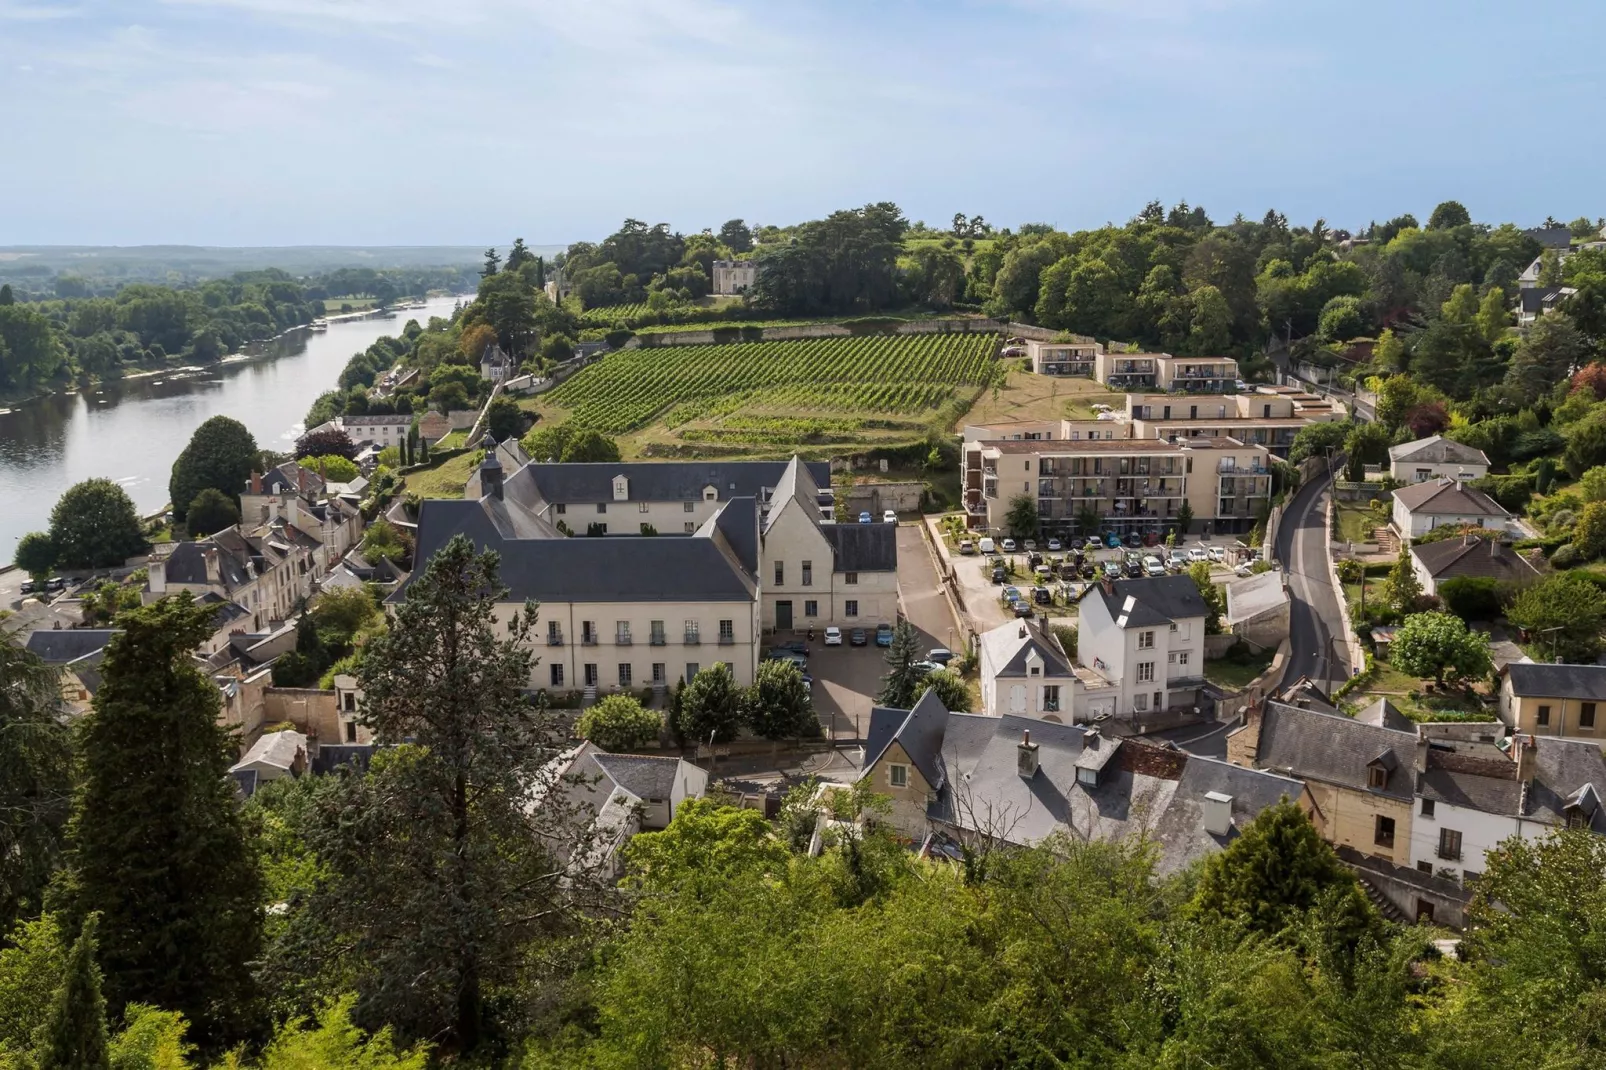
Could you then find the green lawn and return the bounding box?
[402,451,478,499]
[1334,503,1378,544]
[1205,648,1276,691]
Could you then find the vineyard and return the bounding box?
[536,332,1000,451]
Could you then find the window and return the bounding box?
[1137,662,1154,683]
[1583,702,1598,729]
[774,561,784,585]
[345,721,357,743]
[718,619,734,643]
[650,620,665,645]
[581,621,597,645]
[684,522,696,533]
[1219,499,1232,515]
[1537,704,1551,726]
[550,664,564,687]
[547,620,563,646]
[685,663,699,682]
[618,663,632,687]
[1421,798,1436,818]
[845,572,859,585]
[1133,693,1149,712]
[556,503,568,515]
[615,621,631,644]
[1417,860,1433,875]
[802,561,813,586]
[1138,630,1154,649]
[1177,651,1189,666]
[889,764,909,788]
[683,501,695,512]
[1043,685,1061,712]
[684,620,699,643]
[1076,766,1097,786]
[597,503,606,514]
[804,600,818,617]
[1368,766,1388,789]
[1374,815,1395,849]
[341,692,356,712]
[1437,828,1462,862]
[638,502,649,513]
[652,663,665,683]
[583,663,598,687]
[845,600,859,617]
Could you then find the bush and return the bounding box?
[1549,542,1580,569]
[186,487,241,537]
[1437,577,1504,620]
[1472,474,1533,514]
[576,695,661,751]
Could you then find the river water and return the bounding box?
[0,294,464,555]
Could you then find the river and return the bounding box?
[0,294,465,555]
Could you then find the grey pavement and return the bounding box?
[1274,463,1352,692]
[896,524,964,654]
[807,644,888,744]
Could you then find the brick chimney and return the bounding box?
[1017,729,1040,778]
[250,471,262,494]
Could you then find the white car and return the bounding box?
[978,537,996,554]
[1235,562,1256,577]
[1187,548,1209,564]
[823,626,843,646]
[882,510,898,524]
[1001,538,1018,552]
[1208,546,1226,563]
[1143,555,1165,577]
[1023,539,1038,551]
[1047,538,1062,551]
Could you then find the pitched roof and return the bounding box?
[343,413,412,426]
[1525,226,1574,249]
[1354,698,1413,731]
[1089,575,1208,630]
[821,523,897,573]
[1225,570,1287,625]
[1253,701,1418,801]
[23,628,120,664]
[1505,662,1606,701]
[1526,737,1606,828]
[231,729,306,774]
[591,753,682,801]
[979,619,1074,680]
[1391,478,1510,517]
[862,689,951,792]
[1388,435,1489,466]
[505,458,828,504]
[1411,536,1538,584]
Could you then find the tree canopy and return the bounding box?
[169,416,258,525]
[48,478,146,569]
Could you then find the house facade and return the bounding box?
[978,619,1078,719]
[1026,339,1101,377]
[1154,355,1239,393]
[1498,663,1606,739]
[146,526,311,632]
[341,413,413,447]
[1388,435,1490,484]
[712,260,759,295]
[1076,576,1208,721]
[1390,478,1514,540]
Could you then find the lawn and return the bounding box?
[959,366,1115,428]
[1334,502,1379,545]
[401,451,479,499]
[1205,647,1277,691]
[531,331,998,460]
[322,295,377,313]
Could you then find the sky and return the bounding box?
[3,0,1604,247]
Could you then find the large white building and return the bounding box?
[712,260,759,295]
[1388,435,1490,484]
[1077,576,1209,721]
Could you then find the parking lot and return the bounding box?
[804,642,893,743]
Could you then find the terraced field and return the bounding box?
[534,332,999,453]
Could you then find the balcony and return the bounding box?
[718,635,736,646]
[581,634,599,647]
[615,635,633,646]
[1218,460,1269,474]
[683,631,701,645]
[546,635,564,647]
[650,634,667,647]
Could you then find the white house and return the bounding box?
[978,619,1078,720]
[1074,576,1208,720]
[1390,478,1513,541]
[480,342,513,383]
[1409,535,1538,597]
[1388,436,1490,484]
[341,413,413,447]
[712,260,759,296]
[229,728,307,797]
[1411,732,1606,884]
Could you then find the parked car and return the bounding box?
[991,565,1007,584]
[45,577,65,592]
[1034,564,1053,582]
[1012,600,1034,618]
[1081,563,1097,579]
[768,651,809,671]
[1124,532,1141,548]
[801,674,813,693]
[1167,553,1188,572]
[1002,586,1023,603]
[849,628,868,646]
[770,641,809,658]
[1102,560,1122,579]
[1001,538,1018,552]
[910,660,943,677]
[1046,538,1062,552]
[1187,547,1209,564]
[1143,555,1165,578]
[928,647,955,666]
[882,510,897,524]
[1033,586,1052,605]
[1105,532,1122,548]
[1084,535,1102,551]
[1124,556,1143,578]
[875,623,894,647]
[978,537,996,554]
[1023,539,1037,552]
[858,511,872,524]
[19,580,35,594]
[1026,552,1043,569]
[1142,531,1158,547]
[824,626,843,646]
[957,538,975,555]
[1208,546,1226,563]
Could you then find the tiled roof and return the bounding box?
[1388,435,1489,466]
[1392,478,1509,517]
[506,458,828,504]
[1411,536,1537,584]
[1253,701,1417,801]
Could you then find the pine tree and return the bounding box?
[0,641,72,934]
[36,914,111,1070]
[876,620,924,708]
[55,595,263,1050]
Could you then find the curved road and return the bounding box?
[1274,463,1352,692]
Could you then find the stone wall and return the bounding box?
[628,318,1009,350]
[264,687,343,745]
[847,481,927,514]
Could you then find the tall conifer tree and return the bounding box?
[37,914,110,1070]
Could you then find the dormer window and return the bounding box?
[1368,766,1387,789]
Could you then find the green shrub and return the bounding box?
[1550,542,1580,569]
[576,694,661,751]
[1437,577,1504,620]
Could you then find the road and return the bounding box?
[896,524,965,653]
[1274,462,1352,692]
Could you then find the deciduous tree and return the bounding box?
[169,416,257,524]
[915,668,971,712]
[1507,573,1606,663]
[678,663,744,745]
[185,487,239,537]
[1390,612,1492,687]
[1005,495,1038,540]
[0,642,71,934]
[48,478,146,569]
[743,660,818,740]
[13,531,56,578]
[576,694,662,751]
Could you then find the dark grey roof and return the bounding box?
[343,414,412,426]
[710,497,760,577]
[311,744,375,777]
[400,497,758,604]
[1525,226,1573,249]
[1412,536,1536,583]
[1354,698,1413,731]
[1519,285,1568,314]
[196,592,251,631]
[1528,738,1606,828]
[1392,478,1509,517]
[23,629,120,664]
[998,625,1074,677]
[230,769,260,799]
[1505,662,1606,701]
[1254,701,1418,801]
[822,523,897,573]
[1090,575,1208,630]
[593,754,680,801]
[862,689,951,792]
[1418,743,1521,814]
[1388,435,1489,466]
[505,459,829,505]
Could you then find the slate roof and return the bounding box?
[1526,737,1606,829]
[979,619,1074,680]
[1416,736,1606,831]
[1089,575,1208,630]
[862,689,952,792]
[822,523,897,573]
[1411,536,1537,584]
[1354,698,1413,731]
[1505,662,1606,701]
[1252,701,1418,801]
[1388,435,1489,467]
[311,744,375,776]
[196,592,252,631]
[1392,478,1510,517]
[1519,285,1572,315]
[504,458,828,504]
[865,706,1303,871]
[592,754,682,801]
[464,436,532,498]
[343,414,413,426]
[23,628,120,664]
[231,729,306,774]
[1525,226,1574,249]
[399,495,759,604]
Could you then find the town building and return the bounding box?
[146,526,312,633]
[1024,339,1101,377]
[1077,576,1209,722]
[341,413,413,447]
[1153,354,1239,393]
[712,260,759,296]
[1409,534,1538,596]
[859,693,1308,869]
[1388,435,1491,484]
[480,342,513,383]
[1128,392,1316,459]
[1390,478,1514,541]
[977,619,1078,720]
[23,628,118,714]
[241,461,365,575]
[1516,284,1576,326]
[1498,663,1606,739]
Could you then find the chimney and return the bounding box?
[479,451,504,501]
[1017,729,1040,778]
[204,548,221,585]
[1511,733,1537,784]
[148,558,167,594]
[1018,623,1027,639]
[250,471,262,494]
[1203,791,1234,837]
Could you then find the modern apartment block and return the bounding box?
[963,433,1274,537]
[1025,339,1102,377]
[1127,390,1336,459]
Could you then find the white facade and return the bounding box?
[1408,795,1526,883]
[1076,583,1206,719]
[712,260,758,295]
[761,493,898,631]
[1391,494,1512,540]
[341,414,412,445]
[978,621,1077,721]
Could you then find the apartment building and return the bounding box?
[1154,354,1239,393]
[1025,338,1102,377]
[146,525,312,632]
[963,434,1273,537]
[341,413,413,446]
[1095,350,1162,390]
[1128,390,1344,458]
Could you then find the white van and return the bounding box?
[978,537,996,554]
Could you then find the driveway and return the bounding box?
[896,524,963,654]
[1274,464,1352,691]
[808,644,889,744]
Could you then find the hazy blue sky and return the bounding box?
[3,0,1602,246]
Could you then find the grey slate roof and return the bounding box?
[504,459,829,505]
[1525,226,1574,249]
[1505,662,1606,701]
[1254,701,1418,801]
[1388,435,1489,466]
[592,754,681,801]
[862,689,951,792]
[1417,743,1521,814]
[1090,575,1208,630]
[23,628,120,664]
[311,744,375,776]
[1519,285,1570,315]
[1411,536,1537,584]
[984,619,1075,678]
[1526,738,1606,828]
[400,495,759,604]
[1392,478,1510,517]
[1354,698,1413,731]
[343,414,412,426]
[822,523,897,573]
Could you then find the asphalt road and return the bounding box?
[895,524,964,653]
[1274,463,1352,691]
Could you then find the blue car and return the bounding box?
[858,511,873,524]
[1105,532,1121,548]
[875,623,894,647]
